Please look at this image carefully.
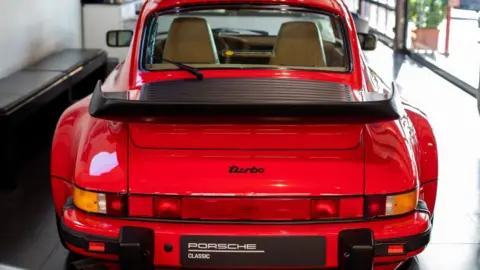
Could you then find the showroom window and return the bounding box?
[405,0,479,89]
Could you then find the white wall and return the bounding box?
[0,0,82,79]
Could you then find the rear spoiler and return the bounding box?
[89,78,401,124]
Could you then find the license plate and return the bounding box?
[180,235,326,267]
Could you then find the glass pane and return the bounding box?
[144,7,351,72]
[385,9,396,38]
[406,6,479,89]
[344,0,359,12]
[361,1,396,39]
[118,31,132,46]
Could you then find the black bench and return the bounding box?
[25,49,108,101]
[0,49,107,189]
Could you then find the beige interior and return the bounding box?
[153,19,347,70]
[323,42,346,67]
[163,17,219,64]
[269,21,327,67]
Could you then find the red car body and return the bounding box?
[50,0,438,269]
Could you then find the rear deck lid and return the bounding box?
[128,124,365,196]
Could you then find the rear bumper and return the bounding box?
[59,199,432,269]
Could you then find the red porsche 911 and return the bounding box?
[50,0,438,269]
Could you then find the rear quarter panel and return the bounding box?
[50,63,131,214]
[403,102,438,214]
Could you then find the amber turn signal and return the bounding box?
[73,187,125,216]
[366,189,418,218]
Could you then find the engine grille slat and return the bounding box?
[140,78,354,104]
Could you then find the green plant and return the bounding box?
[409,0,447,28]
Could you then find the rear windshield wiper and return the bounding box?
[150,56,203,81]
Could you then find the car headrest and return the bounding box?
[270,21,327,67]
[163,17,219,64]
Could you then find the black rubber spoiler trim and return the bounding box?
[88,79,402,124]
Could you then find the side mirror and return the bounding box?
[357,33,377,51]
[106,30,134,47]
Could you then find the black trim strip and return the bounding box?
[420,178,438,186]
[63,197,75,214]
[51,175,71,182]
[414,200,431,217]
[374,225,431,256]
[60,219,119,254]
[66,181,127,196]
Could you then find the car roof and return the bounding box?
[143,0,349,16]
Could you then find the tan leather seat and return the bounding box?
[270,21,327,67]
[163,17,219,64]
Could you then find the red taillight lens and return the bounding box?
[366,189,418,218]
[365,196,386,217]
[311,199,339,219]
[339,197,364,218]
[153,197,181,218]
[106,194,125,216]
[182,198,311,220]
[129,196,153,217]
[128,196,364,220]
[311,197,364,220]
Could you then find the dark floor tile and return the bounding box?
[39,243,70,270]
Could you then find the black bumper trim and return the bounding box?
[374,200,432,257]
[374,225,431,256]
[59,217,432,262]
[59,219,119,254]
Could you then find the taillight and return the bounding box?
[311,197,364,220]
[153,197,181,218]
[366,189,418,218]
[127,196,366,220]
[365,196,386,217]
[182,198,311,220]
[311,199,339,219]
[106,194,125,216]
[73,187,126,216]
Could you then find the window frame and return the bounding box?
[138,4,354,74]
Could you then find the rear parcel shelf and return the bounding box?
[89,78,402,124]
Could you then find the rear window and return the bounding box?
[142,6,351,72]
